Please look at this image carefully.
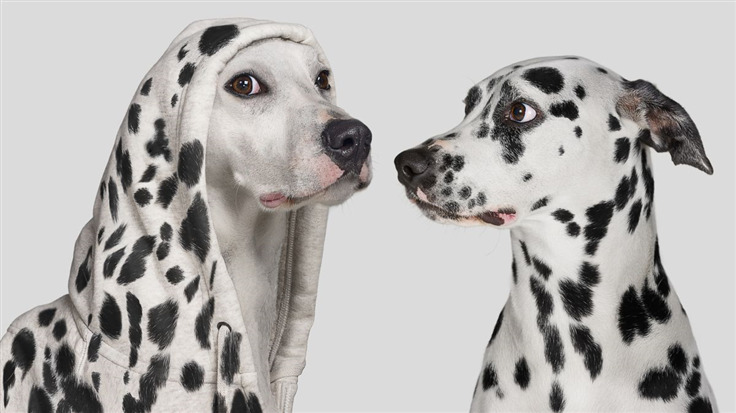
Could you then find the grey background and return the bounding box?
[1,2,734,412]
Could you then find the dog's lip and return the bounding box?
[261,170,369,209]
[259,192,287,208]
[409,192,517,226]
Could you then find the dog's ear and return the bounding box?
[616,79,713,174]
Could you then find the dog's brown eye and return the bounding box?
[316,70,331,90]
[227,74,262,96]
[509,102,537,123]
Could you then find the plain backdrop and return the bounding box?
[1,2,734,412]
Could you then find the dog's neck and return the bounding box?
[206,176,289,391]
[498,147,688,373]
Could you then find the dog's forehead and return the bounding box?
[472,56,621,101]
[220,38,326,78]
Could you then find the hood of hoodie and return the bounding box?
[63,18,331,410]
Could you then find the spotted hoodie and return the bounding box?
[1,18,333,413]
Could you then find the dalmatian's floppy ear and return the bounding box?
[617,79,713,174]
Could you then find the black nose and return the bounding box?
[321,119,372,173]
[394,147,434,189]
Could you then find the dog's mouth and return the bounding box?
[260,167,371,209]
[407,190,516,226]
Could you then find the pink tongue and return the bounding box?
[259,193,287,208]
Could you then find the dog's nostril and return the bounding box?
[402,165,414,177]
[340,137,356,150]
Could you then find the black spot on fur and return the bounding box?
[544,325,565,374]
[55,344,75,377]
[209,261,218,288]
[117,235,156,285]
[668,343,688,374]
[75,247,92,293]
[597,67,608,74]
[617,286,650,344]
[147,118,172,162]
[688,397,713,413]
[156,242,170,261]
[530,277,553,326]
[558,146,565,155]
[165,266,185,285]
[12,328,36,376]
[184,276,201,303]
[127,103,141,134]
[42,362,57,395]
[532,257,552,280]
[99,293,122,339]
[628,199,642,233]
[552,209,573,223]
[464,86,482,115]
[231,389,262,413]
[116,140,133,192]
[3,360,16,407]
[38,308,56,327]
[180,192,211,262]
[178,62,195,87]
[550,101,579,121]
[177,45,188,61]
[160,223,173,241]
[97,228,105,244]
[638,367,681,401]
[583,201,614,256]
[157,174,178,208]
[140,78,152,96]
[481,363,498,390]
[122,354,170,413]
[523,173,533,182]
[569,324,602,379]
[181,361,204,392]
[567,222,580,237]
[519,241,531,265]
[490,82,530,164]
[514,357,530,389]
[523,67,564,94]
[220,330,242,385]
[476,192,486,206]
[127,293,142,368]
[549,381,566,412]
[104,224,127,251]
[199,24,240,56]
[147,300,179,350]
[52,320,67,341]
[653,240,670,297]
[608,114,621,131]
[511,259,518,284]
[178,140,204,187]
[195,298,215,349]
[531,197,549,211]
[108,178,119,222]
[28,386,53,413]
[614,137,631,163]
[614,169,638,211]
[171,94,178,108]
[452,156,465,172]
[87,334,101,362]
[140,164,157,183]
[103,248,125,279]
[642,281,671,323]
[574,85,586,99]
[134,188,153,207]
[559,280,593,321]
[574,126,582,138]
[686,371,702,397]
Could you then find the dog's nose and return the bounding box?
[321,119,372,173]
[394,147,434,189]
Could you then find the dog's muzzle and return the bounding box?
[321,119,372,174]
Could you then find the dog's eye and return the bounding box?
[227,74,262,96]
[509,102,537,123]
[315,70,331,90]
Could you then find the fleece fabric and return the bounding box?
[1,18,333,413]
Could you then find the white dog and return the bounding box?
[1,18,370,413]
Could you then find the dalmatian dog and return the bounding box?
[1,19,370,413]
[394,57,716,412]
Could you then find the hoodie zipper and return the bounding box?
[267,209,298,367]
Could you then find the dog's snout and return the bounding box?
[321,119,371,173]
[394,148,434,189]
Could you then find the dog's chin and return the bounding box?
[405,190,517,227]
